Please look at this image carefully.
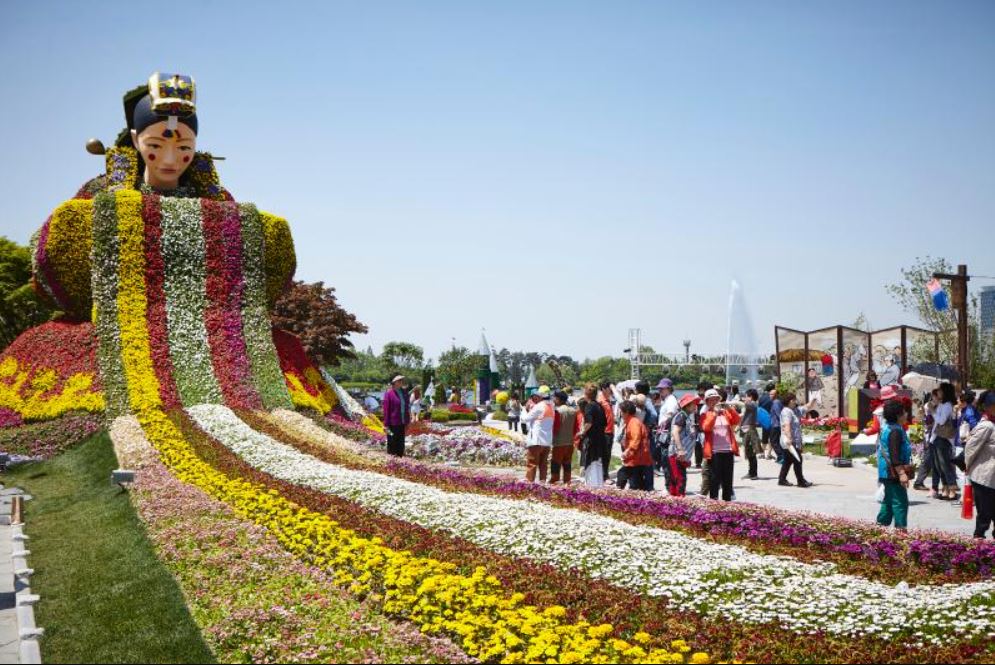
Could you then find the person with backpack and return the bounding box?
[551,390,579,484]
[740,389,762,480]
[654,378,680,478]
[668,393,701,496]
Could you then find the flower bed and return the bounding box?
[405,428,524,466]
[205,410,992,664]
[277,409,995,584]
[115,418,472,664]
[0,412,104,459]
[0,321,105,422]
[190,404,995,645]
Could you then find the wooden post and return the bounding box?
[900,326,908,379]
[934,265,971,387]
[837,326,845,422]
[774,327,782,386]
[803,333,810,404]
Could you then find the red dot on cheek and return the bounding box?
[148,153,156,161]
[183,156,190,163]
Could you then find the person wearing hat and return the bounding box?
[551,390,580,484]
[700,389,742,501]
[667,393,701,496]
[382,375,411,457]
[653,378,680,478]
[965,391,995,539]
[522,386,555,482]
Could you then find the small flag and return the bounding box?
[927,279,949,312]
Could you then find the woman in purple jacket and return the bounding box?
[382,375,410,456]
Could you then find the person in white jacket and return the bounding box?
[522,386,555,482]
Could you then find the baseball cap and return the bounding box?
[657,378,674,390]
[704,389,721,401]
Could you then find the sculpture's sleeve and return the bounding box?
[31,199,95,321]
[260,211,296,308]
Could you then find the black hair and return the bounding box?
[782,392,797,406]
[553,391,569,404]
[718,388,728,401]
[883,400,905,424]
[599,380,613,391]
[132,94,198,137]
[635,380,650,396]
[978,390,995,411]
[731,385,740,396]
[962,391,976,405]
[940,382,956,405]
[765,383,776,392]
[697,381,711,392]
[747,389,759,400]
[620,400,637,416]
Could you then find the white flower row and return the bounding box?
[160,198,224,405]
[188,404,995,642]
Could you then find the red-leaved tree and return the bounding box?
[271,280,367,366]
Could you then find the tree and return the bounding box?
[380,341,424,376]
[852,312,872,332]
[271,280,367,366]
[436,346,479,388]
[579,356,631,385]
[0,237,54,350]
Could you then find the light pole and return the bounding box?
[683,339,691,364]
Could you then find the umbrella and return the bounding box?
[615,379,639,392]
[909,363,960,382]
[901,372,943,394]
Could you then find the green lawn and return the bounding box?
[4,432,215,664]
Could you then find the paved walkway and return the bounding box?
[482,444,975,536]
[687,455,975,537]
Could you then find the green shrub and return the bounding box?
[429,409,450,422]
[490,410,509,421]
[448,411,477,422]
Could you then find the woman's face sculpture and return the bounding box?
[132,121,197,190]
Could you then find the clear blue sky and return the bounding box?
[2,1,993,363]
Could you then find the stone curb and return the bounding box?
[3,486,42,664]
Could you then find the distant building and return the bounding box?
[981,286,995,344]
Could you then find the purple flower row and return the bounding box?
[381,456,995,580]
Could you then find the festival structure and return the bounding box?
[3,73,995,665]
[775,324,952,434]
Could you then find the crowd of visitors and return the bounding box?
[379,373,995,537]
[506,378,820,503]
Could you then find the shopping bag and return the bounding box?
[825,430,843,459]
